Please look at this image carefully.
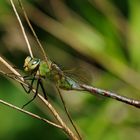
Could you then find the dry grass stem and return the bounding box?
[0,97,62,129]
[18,0,48,61]
[9,0,33,57]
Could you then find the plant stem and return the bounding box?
[0,98,62,129]
[9,0,33,57]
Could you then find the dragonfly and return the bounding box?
[22,55,140,109]
[22,56,83,107]
[15,0,140,110]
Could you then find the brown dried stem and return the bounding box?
[9,0,33,57]
[0,93,62,129]
[17,0,48,61]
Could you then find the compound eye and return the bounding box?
[32,60,38,65]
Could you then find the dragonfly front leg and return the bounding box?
[39,79,47,100]
[21,75,36,93]
[22,78,40,108]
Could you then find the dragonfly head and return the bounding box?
[23,56,40,72]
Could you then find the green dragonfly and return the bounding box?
[18,0,140,110]
[22,56,83,107]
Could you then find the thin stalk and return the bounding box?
[0,57,21,77]
[56,86,82,140]
[38,94,79,140]
[0,97,62,129]
[9,0,33,57]
[18,0,48,61]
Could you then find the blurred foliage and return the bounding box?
[1,0,140,140]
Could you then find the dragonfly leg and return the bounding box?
[22,78,40,108]
[26,76,35,93]
[21,75,36,94]
[23,75,32,80]
[39,79,48,100]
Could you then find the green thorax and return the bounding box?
[39,60,51,78]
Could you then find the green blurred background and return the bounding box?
[1,0,140,139]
